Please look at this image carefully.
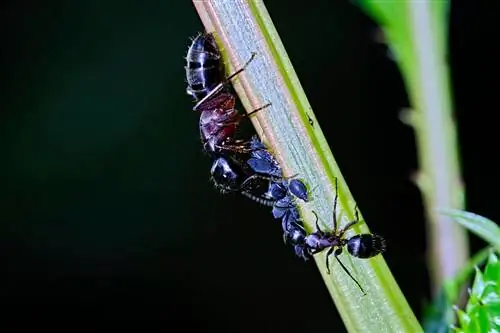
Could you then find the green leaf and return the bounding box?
[454,252,500,332]
[440,209,500,252]
[483,252,500,292]
[423,248,492,332]
[445,247,492,304]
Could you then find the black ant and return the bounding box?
[185,32,270,156]
[210,153,308,210]
[243,136,310,236]
[291,178,386,295]
[210,155,263,195]
[209,142,309,239]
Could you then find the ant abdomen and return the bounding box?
[185,33,224,101]
[288,179,309,202]
[347,234,386,259]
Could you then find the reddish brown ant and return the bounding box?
[185,32,270,155]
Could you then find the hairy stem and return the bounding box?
[192,1,421,332]
[357,0,468,296]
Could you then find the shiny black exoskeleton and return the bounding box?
[210,156,268,195]
[246,136,281,178]
[210,152,308,209]
[244,136,309,232]
[289,178,386,295]
[283,221,309,260]
[185,33,224,103]
[209,138,309,237]
[185,33,269,156]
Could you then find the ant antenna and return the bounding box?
[332,177,339,232]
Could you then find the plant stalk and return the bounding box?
[192,1,422,332]
[358,0,468,296]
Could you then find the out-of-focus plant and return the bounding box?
[356,0,469,296]
[423,210,500,331]
[453,251,500,332]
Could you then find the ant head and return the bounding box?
[346,234,386,259]
[210,157,240,192]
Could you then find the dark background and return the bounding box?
[1,0,496,330]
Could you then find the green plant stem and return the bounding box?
[357,0,468,296]
[408,2,468,297]
[192,1,421,332]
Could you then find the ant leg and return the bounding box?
[332,177,339,233]
[238,174,267,191]
[354,205,360,222]
[334,248,366,295]
[221,103,271,124]
[283,173,299,181]
[215,141,254,154]
[312,211,324,235]
[238,174,280,197]
[225,52,257,82]
[339,205,361,236]
[245,102,271,118]
[194,53,259,111]
[325,247,335,275]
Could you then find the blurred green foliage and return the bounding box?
[454,252,500,332]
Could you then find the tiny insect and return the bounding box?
[209,140,309,239]
[246,136,281,178]
[242,137,310,235]
[243,139,309,223]
[210,153,308,207]
[185,33,270,155]
[244,136,309,203]
[306,113,314,127]
[291,178,386,295]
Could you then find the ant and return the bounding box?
[243,136,309,235]
[246,136,281,178]
[245,136,308,202]
[210,155,265,195]
[209,141,309,238]
[210,152,308,210]
[284,221,309,260]
[290,178,386,295]
[185,32,270,156]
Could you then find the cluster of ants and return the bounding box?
[185,32,386,294]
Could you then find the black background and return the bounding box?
[1,1,497,331]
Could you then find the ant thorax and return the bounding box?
[199,109,239,152]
